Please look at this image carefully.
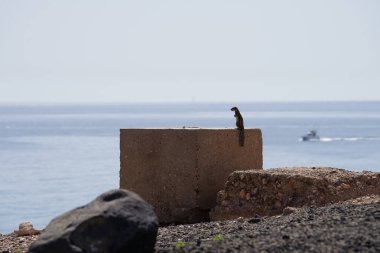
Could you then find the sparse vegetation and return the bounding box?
[212,234,224,241]
[175,240,186,249]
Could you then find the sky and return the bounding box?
[0,0,379,103]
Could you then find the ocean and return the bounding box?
[0,102,379,233]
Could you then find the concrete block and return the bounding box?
[120,128,262,224]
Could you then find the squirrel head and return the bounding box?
[231,107,239,112]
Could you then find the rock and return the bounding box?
[283,207,299,215]
[15,222,40,236]
[236,217,244,222]
[239,189,246,199]
[210,167,380,221]
[247,216,261,224]
[221,200,230,206]
[28,189,159,253]
[274,199,282,209]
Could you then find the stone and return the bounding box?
[274,199,282,209]
[247,216,261,224]
[15,222,40,237]
[28,189,158,253]
[239,189,246,199]
[283,207,299,215]
[221,200,230,206]
[210,167,380,221]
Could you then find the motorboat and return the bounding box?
[301,130,319,141]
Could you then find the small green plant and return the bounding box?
[212,234,224,241]
[15,247,22,253]
[175,241,186,249]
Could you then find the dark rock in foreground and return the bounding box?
[28,189,158,253]
[156,201,380,253]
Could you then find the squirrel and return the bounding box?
[231,107,244,146]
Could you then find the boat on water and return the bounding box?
[301,130,320,141]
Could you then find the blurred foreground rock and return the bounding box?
[210,167,380,220]
[28,189,158,253]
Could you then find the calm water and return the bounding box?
[1,102,380,233]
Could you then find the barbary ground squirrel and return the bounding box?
[231,106,244,146]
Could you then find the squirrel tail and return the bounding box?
[239,129,245,147]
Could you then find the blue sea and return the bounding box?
[1,102,380,233]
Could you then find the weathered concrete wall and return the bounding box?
[210,167,380,221]
[120,128,262,224]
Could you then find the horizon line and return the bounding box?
[0,100,380,106]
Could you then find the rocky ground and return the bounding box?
[157,200,380,252]
[1,195,379,253]
[0,233,39,253]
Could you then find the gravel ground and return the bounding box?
[156,202,380,253]
[1,201,379,253]
[0,233,39,253]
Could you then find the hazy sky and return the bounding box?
[0,0,379,103]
